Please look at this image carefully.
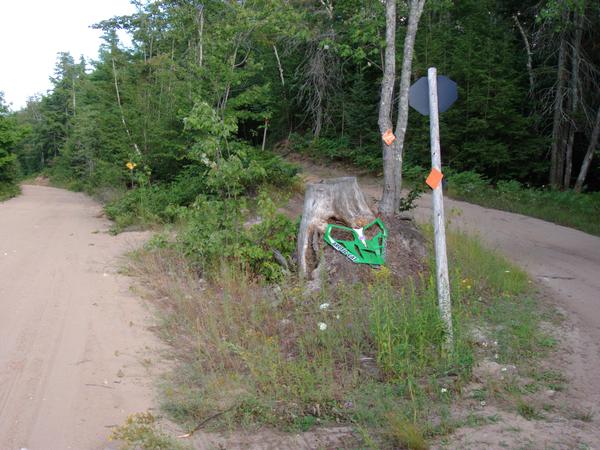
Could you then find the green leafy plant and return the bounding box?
[398,186,425,213]
[110,412,187,450]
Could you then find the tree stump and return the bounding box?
[297,177,376,279]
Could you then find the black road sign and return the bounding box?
[409,75,458,116]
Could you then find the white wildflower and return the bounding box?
[441,388,448,393]
[318,322,327,331]
[319,303,330,310]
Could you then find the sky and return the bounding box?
[0,0,136,111]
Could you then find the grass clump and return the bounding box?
[111,412,188,450]
[516,401,543,421]
[385,412,428,450]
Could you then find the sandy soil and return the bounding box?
[291,156,600,448]
[0,185,157,450]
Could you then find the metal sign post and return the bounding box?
[409,68,457,347]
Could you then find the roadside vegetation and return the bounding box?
[5,0,600,208]
[0,93,22,201]
[109,176,558,447]
[0,182,19,202]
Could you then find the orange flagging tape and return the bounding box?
[426,168,444,190]
[382,129,396,146]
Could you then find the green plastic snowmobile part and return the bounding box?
[324,218,388,266]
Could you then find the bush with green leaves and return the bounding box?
[0,92,23,199]
[177,191,297,281]
[105,147,297,230]
[445,170,488,197]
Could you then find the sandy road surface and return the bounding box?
[0,185,155,450]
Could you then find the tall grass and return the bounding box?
[125,225,553,447]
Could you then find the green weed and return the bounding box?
[127,224,554,447]
[571,409,595,422]
[110,412,188,450]
[517,401,543,420]
[385,413,428,450]
[0,182,19,201]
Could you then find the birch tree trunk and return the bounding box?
[392,0,426,208]
[513,14,534,95]
[574,105,600,192]
[273,44,285,87]
[112,53,141,156]
[196,5,204,68]
[378,0,397,216]
[379,0,426,216]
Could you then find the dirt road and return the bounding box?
[0,185,155,450]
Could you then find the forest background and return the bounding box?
[2,1,600,446]
[0,0,599,204]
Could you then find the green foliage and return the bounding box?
[128,227,550,446]
[105,146,297,231]
[446,170,489,196]
[178,191,297,281]
[398,186,425,212]
[289,134,382,172]
[0,182,19,201]
[517,401,543,420]
[110,412,188,450]
[0,92,26,199]
[9,0,600,196]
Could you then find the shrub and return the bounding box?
[446,170,488,196]
[105,148,298,232]
[178,191,297,281]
